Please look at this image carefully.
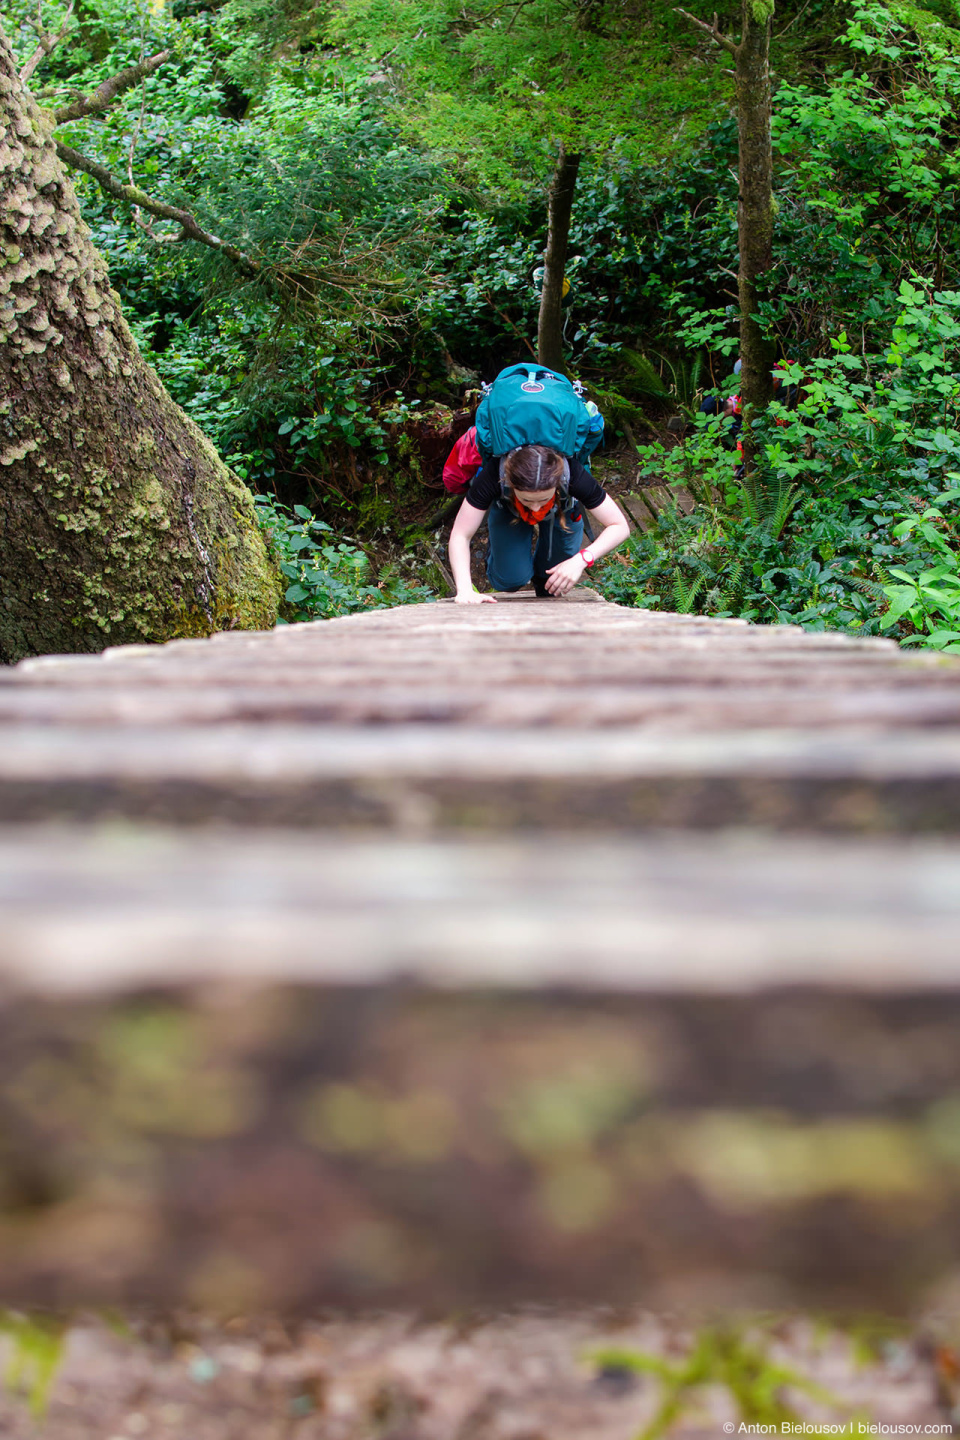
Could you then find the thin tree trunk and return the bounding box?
[676,0,777,484]
[537,146,580,373]
[735,0,777,479]
[0,29,279,664]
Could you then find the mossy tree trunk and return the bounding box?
[0,31,279,664]
[537,146,580,374]
[735,0,777,480]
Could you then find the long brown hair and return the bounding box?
[502,445,566,492]
[502,446,570,528]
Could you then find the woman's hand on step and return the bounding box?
[544,554,587,596]
[455,588,498,605]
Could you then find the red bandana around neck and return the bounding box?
[513,494,556,525]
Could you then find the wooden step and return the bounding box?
[2,681,960,728]
[0,824,959,1316]
[1,600,959,831]
[0,723,959,829]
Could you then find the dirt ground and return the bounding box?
[0,1311,952,1440]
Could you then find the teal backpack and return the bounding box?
[475,364,592,460]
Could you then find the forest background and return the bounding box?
[8,0,960,647]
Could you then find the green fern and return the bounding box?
[615,349,710,426]
[587,380,658,433]
[769,482,800,539]
[672,572,705,612]
[658,350,707,411]
[852,576,889,604]
[715,557,745,610]
[739,477,799,539]
[621,348,671,397]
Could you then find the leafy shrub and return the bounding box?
[599,485,907,632]
[601,282,960,638]
[880,487,960,652]
[254,495,434,621]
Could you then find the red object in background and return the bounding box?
[443,426,482,494]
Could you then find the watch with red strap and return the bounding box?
[579,548,595,567]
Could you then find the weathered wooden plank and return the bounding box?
[1,723,960,829]
[8,641,924,678]
[0,597,928,673]
[0,825,959,1316]
[8,663,949,700]
[2,827,960,991]
[4,604,949,733]
[0,606,959,828]
[4,647,947,679]
[2,683,960,729]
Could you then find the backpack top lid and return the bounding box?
[475,364,590,459]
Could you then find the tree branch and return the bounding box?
[20,0,75,85]
[55,141,260,276]
[54,49,170,124]
[482,292,537,359]
[674,7,738,55]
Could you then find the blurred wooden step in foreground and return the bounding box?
[2,596,960,1319]
[2,824,960,1316]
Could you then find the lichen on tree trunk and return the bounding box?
[537,146,580,374]
[0,30,279,664]
[735,0,777,479]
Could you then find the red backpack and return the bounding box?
[442,426,483,495]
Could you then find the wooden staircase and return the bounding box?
[1,593,959,1316]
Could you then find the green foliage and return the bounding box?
[122,140,742,494]
[2,0,784,510]
[0,1312,67,1419]
[880,487,960,650]
[324,0,734,193]
[763,0,960,351]
[602,276,960,640]
[254,495,434,620]
[15,0,960,648]
[420,141,742,388]
[13,0,451,503]
[776,1,960,237]
[621,349,672,399]
[593,1325,843,1440]
[602,480,905,631]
